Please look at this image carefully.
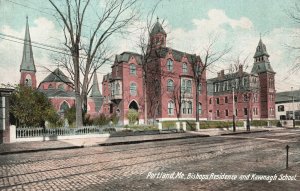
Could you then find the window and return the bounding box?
[182,63,188,73]
[168,101,174,115]
[25,74,32,87]
[198,103,202,115]
[209,98,212,104]
[58,84,64,90]
[235,79,239,89]
[167,79,174,92]
[181,79,192,94]
[234,96,238,103]
[111,83,115,96]
[235,109,238,116]
[130,83,137,96]
[216,98,220,104]
[60,101,69,112]
[198,83,202,93]
[187,101,192,114]
[167,59,173,71]
[217,110,220,117]
[244,94,248,102]
[116,83,120,95]
[225,96,228,103]
[278,105,284,112]
[48,84,54,89]
[244,108,248,116]
[243,77,247,87]
[225,110,229,117]
[130,64,136,75]
[253,94,258,102]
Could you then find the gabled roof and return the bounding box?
[41,68,72,84]
[251,62,275,74]
[20,17,36,72]
[150,20,166,36]
[208,71,251,83]
[254,38,269,58]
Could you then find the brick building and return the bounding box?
[207,38,276,120]
[102,20,207,124]
[19,17,103,118]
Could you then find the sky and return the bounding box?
[0,0,300,92]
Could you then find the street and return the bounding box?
[0,129,300,191]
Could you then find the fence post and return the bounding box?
[176,122,180,132]
[195,122,200,131]
[182,122,186,132]
[286,145,290,169]
[158,122,162,131]
[9,125,16,143]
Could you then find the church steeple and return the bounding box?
[149,17,166,49]
[20,16,36,72]
[90,71,103,112]
[20,16,37,88]
[90,71,102,97]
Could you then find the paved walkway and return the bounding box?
[0,127,284,155]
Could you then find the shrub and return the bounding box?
[110,113,119,125]
[127,109,139,125]
[103,127,116,132]
[94,113,109,126]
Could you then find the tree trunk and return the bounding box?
[195,78,200,122]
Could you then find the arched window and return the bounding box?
[130,64,136,75]
[187,101,192,114]
[182,63,188,73]
[58,84,64,90]
[48,84,54,89]
[60,101,69,112]
[168,101,174,115]
[167,79,174,92]
[167,59,173,71]
[198,102,202,115]
[130,82,137,96]
[25,74,32,87]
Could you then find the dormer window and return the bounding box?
[182,63,188,74]
[167,59,173,71]
[130,64,136,75]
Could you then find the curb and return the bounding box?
[98,134,210,146]
[0,134,209,155]
[0,145,84,156]
[220,130,269,136]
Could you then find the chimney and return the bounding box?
[217,72,221,79]
[221,70,225,79]
[238,65,243,75]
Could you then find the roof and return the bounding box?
[150,20,166,36]
[115,52,142,65]
[155,47,200,63]
[254,38,269,58]
[38,88,75,98]
[40,68,72,84]
[20,17,36,72]
[276,90,300,103]
[90,72,102,97]
[251,62,275,74]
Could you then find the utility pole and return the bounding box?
[232,87,236,132]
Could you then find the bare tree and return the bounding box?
[192,34,231,122]
[48,0,139,126]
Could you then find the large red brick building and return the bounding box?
[102,20,276,124]
[102,20,207,124]
[19,17,103,117]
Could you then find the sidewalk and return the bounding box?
[0,127,277,155]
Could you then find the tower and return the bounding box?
[251,38,276,119]
[20,16,37,88]
[149,18,167,49]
